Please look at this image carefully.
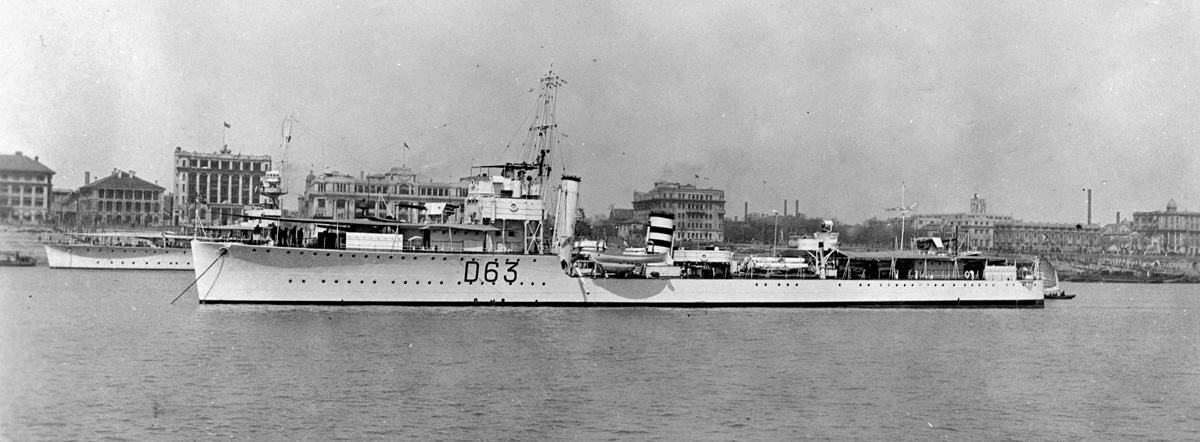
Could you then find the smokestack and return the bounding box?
[646,212,675,257]
[744,202,748,220]
[553,175,581,250]
[84,171,90,185]
[783,199,787,217]
[1116,212,1120,225]
[1086,189,1092,225]
[795,200,798,216]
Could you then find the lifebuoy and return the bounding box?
[700,253,708,262]
[509,203,518,212]
[964,271,974,280]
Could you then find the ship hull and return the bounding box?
[45,244,194,270]
[191,241,1044,307]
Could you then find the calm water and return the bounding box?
[2,267,1198,441]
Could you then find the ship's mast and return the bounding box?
[524,71,564,253]
[525,71,563,195]
[260,115,294,210]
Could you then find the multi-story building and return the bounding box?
[910,194,1014,250]
[75,169,166,226]
[51,188,77,225]
[632,181,725,244]
[1132,199,1200,255]
[0,151,55,224]
[993,221,1102,253]
[172,146,272,225]
[912,194,1106,253]
[297,167,467,221]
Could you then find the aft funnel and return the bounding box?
[646,211,675,255]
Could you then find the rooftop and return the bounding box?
[83,170,165,192]
[0,151,55,174]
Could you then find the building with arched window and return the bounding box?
[0,151,55,224]
[1132,199,1200,255]
[76,169,165,227]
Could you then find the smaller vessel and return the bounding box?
[44,232,196,270]
[0,251,36,267]
[1041,257,1075,299]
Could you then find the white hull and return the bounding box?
[45,244,194,270]
[191,241,1044,307]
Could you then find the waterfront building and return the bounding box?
[993,221,1102,253]
[907,194,1107,253]
[51,188,77,225]
[1132,200,1200,255]
[592,207,645,246]
[912,194,1012,250]
[172,146,272,225]
[0,151,55,224]
[76,169,166,226]
[297,167,467,221]
[632,181,725,244]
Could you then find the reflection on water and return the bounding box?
[2,267,1198,441]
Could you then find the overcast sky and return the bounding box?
[4,0,1197,224]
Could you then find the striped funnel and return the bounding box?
[646,211,675,255]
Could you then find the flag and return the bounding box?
[223,121,231,128]
[403,142,410,150]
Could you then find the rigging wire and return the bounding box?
[307,87,538,172]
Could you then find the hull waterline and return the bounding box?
[190,241,1044,308]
